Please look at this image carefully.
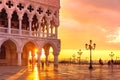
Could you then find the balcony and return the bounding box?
[0,27,57,39]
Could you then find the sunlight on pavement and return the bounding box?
[24,64,63,80]
[25,65,40,80]
[1,65,120,80]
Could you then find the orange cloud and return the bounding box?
[59,0,120,50]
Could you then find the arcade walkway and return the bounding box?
[0,64,120,80]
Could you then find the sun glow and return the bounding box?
[41,48,45,58]
[29,51,32,60]
[34,49,38,60]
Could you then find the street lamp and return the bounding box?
[72,54,76,63]
[109,52,114,61]
[77,49,82,64]
[85,40,96,69]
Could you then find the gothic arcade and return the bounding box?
[0,0,60,67]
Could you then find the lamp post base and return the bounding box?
[89,65,93,69]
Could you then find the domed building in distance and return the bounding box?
[0,0,60,68]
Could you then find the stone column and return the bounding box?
[46,18,50,38]
[8,14,12,34]
[46,24,49,37]
[50,25,53,37]
[55,26,58,38]
[29,20,32,36]
[18,52,22,66]
[38,21,41,37]
[45,55,49,66]
[54,51,59,68]
[45,49,49,66]
[19,18,22,35]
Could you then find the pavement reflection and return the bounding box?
[1,64,120,80]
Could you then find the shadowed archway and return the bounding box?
[22,41,38,66]
[0,40,17,65]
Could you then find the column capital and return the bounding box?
[7,14,12,19]
[29,19,32,22]
[19,16,23,21]
[17,48,22,54]
[17,51,22,55]
[38,20,41,24]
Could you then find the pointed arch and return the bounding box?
[32,15,39,31]
[0,8,8,28]
[41,41,57,54]
[22,41,39,65]
[0,39,17,65]
[22,13,29,30]
[21,40,39,52]
[11,10,19,29]
[41,16,47,33]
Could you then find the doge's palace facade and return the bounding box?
[0,0,60,68]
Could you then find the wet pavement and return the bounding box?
[0,64,120,80]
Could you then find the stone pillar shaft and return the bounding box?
[19,19,22,35]
[18,52,22,66]
[47,25,49,37]
[54,50,59,69]
[46,55,49,66]
[54,55,58,68]
[8,17,11,34]
[29,21,32,36]
[38,22,41,37]
[55,27,58,38]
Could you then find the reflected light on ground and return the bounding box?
[34,66,39,80]
[25,65,40,80]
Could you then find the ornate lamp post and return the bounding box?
[85,40,96,69]
[72,54,76,63]
[77,49,82,64]
[109,52,114,60]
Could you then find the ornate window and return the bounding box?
[6,0,13,8]
[41,17,46,32]
[37,8,43,14]
[22,13,29,30]
[0,1,2,4]
[0,8,8,27]
[46,10,51,16]
[27,5,34,12]
[50,19,55,34]
[17,3,24,10]
[11,11,19,29]
[32,15,38,31]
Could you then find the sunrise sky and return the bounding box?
[58,0,120,61]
